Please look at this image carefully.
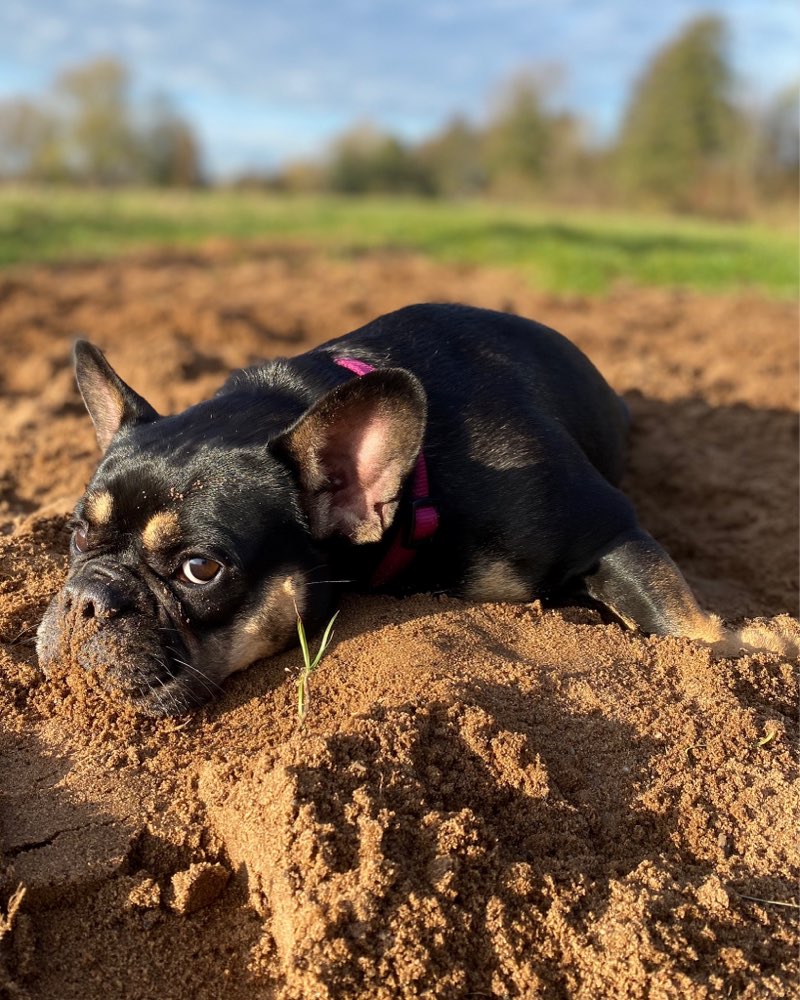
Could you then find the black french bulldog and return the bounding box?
[37,303,794,715]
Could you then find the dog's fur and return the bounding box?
[37,303,795,715]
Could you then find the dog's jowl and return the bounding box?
[37,303,796,715]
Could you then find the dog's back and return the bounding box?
[312,303,634,594]
[319,303,629,486]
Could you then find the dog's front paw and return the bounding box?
[710,616,799,660]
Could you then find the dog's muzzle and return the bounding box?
[62,559,143,622]
[37,558,203,716]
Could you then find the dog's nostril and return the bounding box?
[82,595,120,619]
[65,566,131,622]
[70,584,122,621]
[80,596,118,619]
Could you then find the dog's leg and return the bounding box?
[582,530,797,658]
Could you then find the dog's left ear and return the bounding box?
[73,340,160,451]
[273,369,427,543]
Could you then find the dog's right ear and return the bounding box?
[73,340,160,451]
[273,368,427,544]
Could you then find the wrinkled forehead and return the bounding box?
[78,456,212,549]
[74,385,311,555]
[77,429,301,559]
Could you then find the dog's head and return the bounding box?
[37,342,426,715]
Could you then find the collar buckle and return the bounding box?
[403,496,439,548]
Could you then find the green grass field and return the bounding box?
[0,186,796,296]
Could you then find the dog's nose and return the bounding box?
[64,566,133,621]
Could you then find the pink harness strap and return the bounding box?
[334,356,439,587]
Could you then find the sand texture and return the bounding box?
[0,246,798,998]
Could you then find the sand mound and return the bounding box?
[1,246,797,998]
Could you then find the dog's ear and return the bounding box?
[273,369,426,543]
[73,340,160,451]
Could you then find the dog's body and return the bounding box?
[37,303,793,715]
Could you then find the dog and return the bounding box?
[36,303,794,715]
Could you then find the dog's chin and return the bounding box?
[125,674,211,718]
[94,646,213,718]
[91,666,210,718]
[37,595,215,718]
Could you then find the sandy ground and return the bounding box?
[0,245,797,999]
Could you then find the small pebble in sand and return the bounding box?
[126,877,161,910]
[168,862,230,915]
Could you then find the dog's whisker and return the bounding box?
[149,659,189,717]
[163,646,225,695]
[175,661,225,696]
[142,658,173,709]
[7,622,39,644]
[300,562,331,576]
[144,675,169,716]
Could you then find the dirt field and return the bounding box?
[0,246,797,999]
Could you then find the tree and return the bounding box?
[484,72,553,190]
[480,67,586,198]
[55,58,141,184]
[327,123,434,195]
[615,16,741,210]
[754,84,799,200]
[140,94,203,186]
[0,98,64,180]
[418,115,486,197]
[0,58,204,186]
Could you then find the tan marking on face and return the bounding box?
[226,572,306,673]
[86,489,114,524]
[464,559,530,603]
[142,510,181,551]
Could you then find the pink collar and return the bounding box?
[334,356,439,587]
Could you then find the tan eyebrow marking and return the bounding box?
[85,490,114,524]
[142,510,181,551]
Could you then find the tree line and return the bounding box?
[0,59,201,186]
[275,17,797,216]
[0,16,796,215]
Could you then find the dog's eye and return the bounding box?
[73,526,89,553]
[178,557,222,586]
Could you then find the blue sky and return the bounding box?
[0,0,797,177]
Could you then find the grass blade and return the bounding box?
[296,611,339,724]
[311,612,339,670]
[296,614,311,667]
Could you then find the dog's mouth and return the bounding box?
[37,556,315,717]
[37,588,216,717]
[90,634,208,717]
